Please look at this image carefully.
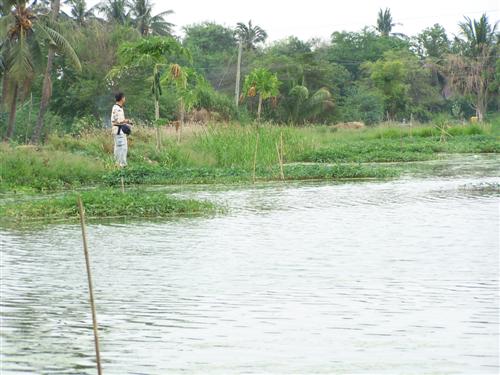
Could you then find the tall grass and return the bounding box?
[1,121,497,191]
[192,125,311,168]
[0,143,107,191]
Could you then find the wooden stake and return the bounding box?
[77,196,103,375]
[120,176,125,193]
[276,142,285,181]
[252,133,259,184]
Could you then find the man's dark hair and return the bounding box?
[115,92,125,102]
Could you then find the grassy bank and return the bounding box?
[0,189,218,222]
[1,121,498,191]
[300,135,499,163]
[102,164,398,186]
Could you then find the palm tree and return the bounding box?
[287,85,334,124]
[162,65,202,142]
[0,0,81,141]
[234,20,267,107]
[376,8,395,36]
[129,0,174,36]
[445,14,498,121]
[235,20,267,50]
[64,0,95,26]
[457,14,498,57]
[95,0,130,25]
[243,67,280,121]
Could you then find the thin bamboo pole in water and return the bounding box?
[276,142,285,181]
[77,196,103,375]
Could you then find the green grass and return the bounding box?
[0,143,108,191]
[0,189,218,222]
[299,135,499,163]
[102,163,397,186]
[0,121,498,191]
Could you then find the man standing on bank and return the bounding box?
[111,92,132,168]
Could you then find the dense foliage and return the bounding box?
[1,2,498,142]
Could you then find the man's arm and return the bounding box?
[112,119,132,126]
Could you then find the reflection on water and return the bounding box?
[1,156,499,374]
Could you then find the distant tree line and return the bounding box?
[1,0,499,142]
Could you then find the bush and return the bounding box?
[341,88,384,125]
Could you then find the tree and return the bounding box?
[49,20,141,124]
[285,85,334,124]
[341,86,384,125]
[32,0,83,143]
[182,22,237,90]
[162,65,204,142]
[415,24,450,59]
[64,0,95,26]
[257,37,349,123]
[96,0,130,25]
[364,54,409,119]
[456,14,498,57]
[235,20,268,50]
[234,20,267,107]
[445,14,498,121]
[130,0,174,36]
[364,50,444,121]
[376,8,395,37]
[0,0,81,141]
[242,67,280,121]
[110,36,189,147]
[329,29,410,79]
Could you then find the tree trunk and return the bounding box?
[476,88,487,122]
[235,40,243,108]
[257,94,263,121]
[31,0,60,144]
[4,83,18,141]
[1,75,10,111]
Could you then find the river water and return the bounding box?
[1,155,499,374]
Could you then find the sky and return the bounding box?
[86,0,500,43]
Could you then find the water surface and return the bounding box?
[1,156,499,374]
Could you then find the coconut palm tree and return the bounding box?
[95,0,130,25]
[0,0,81,141]
[445,14,498,121]
[457,14,498,57]
[129,0,174,36]
[235,20,267,50]
[376,8,395,36]
[287,85,334,124]
[64,0,95,26]
[234,20,267,107]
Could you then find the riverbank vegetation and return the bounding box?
[0,121,497,192]
[0,189,218,222]
[1,2,499,143]
[1,2,498,221]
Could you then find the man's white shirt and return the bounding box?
[111,104,125,135]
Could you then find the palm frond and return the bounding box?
[36,22,81,71]
[7,29,35,83]
[0,13,16,41]
[303,88,333,119]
